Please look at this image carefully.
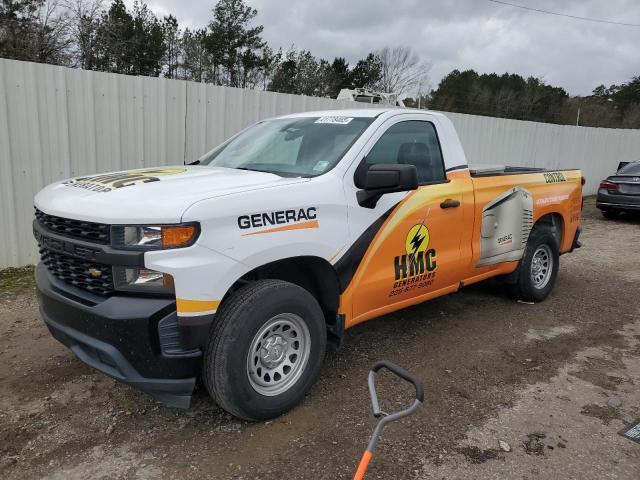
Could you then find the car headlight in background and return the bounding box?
[113,224,199,249]
[113,266,175,294]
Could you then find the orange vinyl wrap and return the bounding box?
[339,169,582,328]
[242,219,319,236]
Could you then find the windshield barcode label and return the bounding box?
[315,116,353,125]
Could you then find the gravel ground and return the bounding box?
[1,198,639,479]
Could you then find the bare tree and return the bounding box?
[162,14,180,79]
[33,1,74,63]
[181,28,212,82]
[375,46,431,96]
[1,0,74,64]
[63,0,103,69]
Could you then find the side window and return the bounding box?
[365,121,445,183]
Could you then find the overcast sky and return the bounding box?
[124,0,640,95]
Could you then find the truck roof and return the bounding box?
[279,108,447,119]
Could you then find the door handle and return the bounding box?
[440,199,460,209]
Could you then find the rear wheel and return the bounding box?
[601,209,620,219]
[203,279,326,421]
[508,225,560,303]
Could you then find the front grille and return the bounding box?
[35,208,115,295]
[40,247,114,296]
[35,209,110,244]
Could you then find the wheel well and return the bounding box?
[225,256,340,326]
[535,213,564,247]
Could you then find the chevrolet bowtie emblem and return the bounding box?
[88,268,102,278]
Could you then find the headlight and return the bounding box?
[113,266,175,294]
[123,226,162,247]
[113,224,199,250]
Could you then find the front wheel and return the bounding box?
[508,226,560,303]
[203,279,326,421]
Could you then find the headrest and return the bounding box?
[397,142,429,164]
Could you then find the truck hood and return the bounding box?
[34,166,307,223]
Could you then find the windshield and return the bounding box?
[198,116,373,177]
[618,162,640,175]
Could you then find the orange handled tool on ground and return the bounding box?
[353,361,424,480]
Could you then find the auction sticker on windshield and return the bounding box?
[314,116,353,124]
[313,161,330,172]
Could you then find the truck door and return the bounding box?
[339,118,470,326]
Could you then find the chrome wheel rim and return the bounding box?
[530,244,553,289]
[246,313,310,396]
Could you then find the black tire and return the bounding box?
[601,209,620,219]
[507,225,560,303]
[203,279,326,421]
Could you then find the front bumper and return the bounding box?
[36,263,202,408]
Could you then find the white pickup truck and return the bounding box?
[34,108,583,420]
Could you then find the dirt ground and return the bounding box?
[1,198,639,479]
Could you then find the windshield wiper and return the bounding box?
[236,166,272,174]
[234,166,307,178]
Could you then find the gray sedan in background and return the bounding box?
[596,161,640,218]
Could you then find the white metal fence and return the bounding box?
[443,111,640,194]
[1,58,639,268]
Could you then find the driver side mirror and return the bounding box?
[354,162,418,208]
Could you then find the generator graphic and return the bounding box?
[476,187,533,267]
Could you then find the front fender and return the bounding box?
[144,244,248,317]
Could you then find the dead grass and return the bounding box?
[0,266,35,294]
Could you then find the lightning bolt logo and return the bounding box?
[408,231,425,259]
[405,224,429,260]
